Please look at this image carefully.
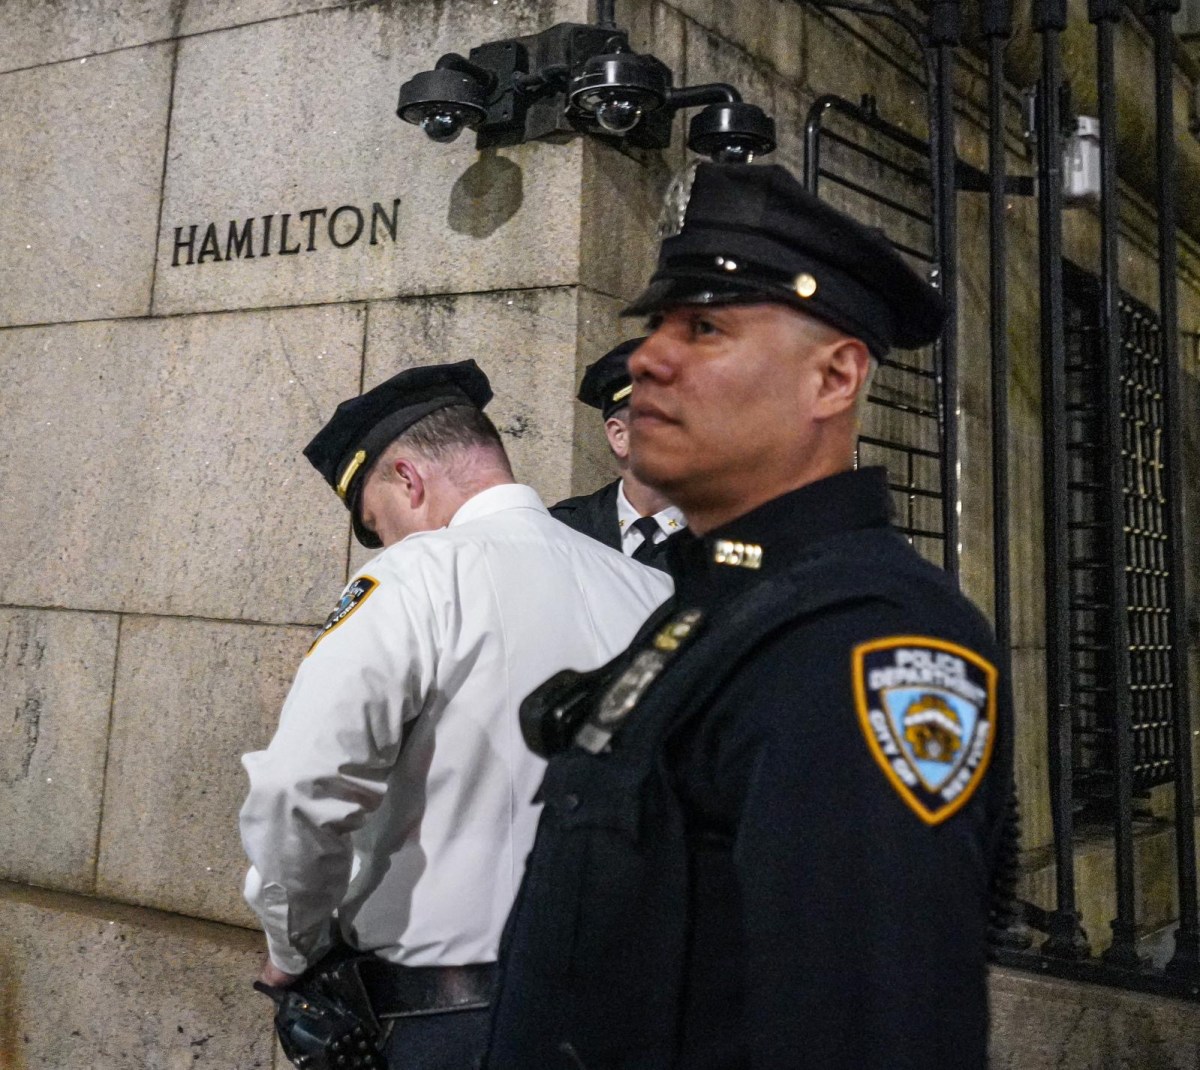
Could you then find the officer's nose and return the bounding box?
[629,327,677,386]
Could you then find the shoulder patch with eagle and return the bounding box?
[852,635,998,825]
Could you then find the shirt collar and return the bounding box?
[668,467,893,602]
[449,483,548,527]
[616,479,687,536]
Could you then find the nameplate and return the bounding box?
[170,197,402,267]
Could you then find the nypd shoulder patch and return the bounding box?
[307,575,379,655]
[852,635,998,825]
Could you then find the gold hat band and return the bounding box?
[336,449,368,501]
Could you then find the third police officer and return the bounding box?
[550,339,685,572]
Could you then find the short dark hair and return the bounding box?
[391,404,507,467]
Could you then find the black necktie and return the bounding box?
[630,516,661,563]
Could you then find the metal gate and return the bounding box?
[803,93,954,574]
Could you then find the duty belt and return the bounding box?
[357,960,498,1018]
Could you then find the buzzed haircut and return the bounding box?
[391,403,508,467]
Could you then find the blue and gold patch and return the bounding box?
[852,636,997,825]
[307,575,378,655]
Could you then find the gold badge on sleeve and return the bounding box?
[852,635,998,825]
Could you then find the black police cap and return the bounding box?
[303,359,492,549]
[623,163,946,356]
[577,338,646,419]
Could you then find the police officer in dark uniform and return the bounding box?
[486,163,1013,1069]
[550,339,685,573]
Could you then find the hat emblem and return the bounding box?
[794,273,818,298]
[336,449,368,501]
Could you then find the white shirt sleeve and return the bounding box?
[238,568,438,974]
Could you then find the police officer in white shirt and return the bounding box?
[550,339,686,572]
[239,360,672,1070]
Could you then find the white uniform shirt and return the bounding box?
[240,483,673,975]
[616,480,686,555]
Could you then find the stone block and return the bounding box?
[989,966,1200,1068]
[153,0,587,316]
[0,307,363,624]
[580,141,673,305]
[364,287,581,504]
[1004,195,1048,649]
[801,7,926,143]
[96,615,312,928]
[681,16,776,124]
[0,44,172,327]
[0,2,175,73]
[1017,817,1187,955]
[617,0,689,175]
[0,881,275,1069]
[769,77,815,184]
[178,0,348,37]
[660,0,806,85]
[571,287,628,497]
[0,609,118,894]
[1011,647,1053,855]
[956,193,998,615]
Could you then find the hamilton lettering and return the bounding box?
[170,198,402,266]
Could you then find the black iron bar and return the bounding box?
[886,483,944,499]
[1034,0,1089,961]
[804,94,932,188]
[927,0,961,581]
[595,0,617,30]
[816,169,936,225]
[1145,0,1200,982]
[906,448,917,533]
[866,398,940,418]
[880,356,939,378]
[1089,0,1141,971]
[819,129,931,185]
[858,435,943,459]
[983,0,1013,681]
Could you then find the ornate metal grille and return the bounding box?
[1062,263,1177,806]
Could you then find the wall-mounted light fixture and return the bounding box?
[397,19,776,163]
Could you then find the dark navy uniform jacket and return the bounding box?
[550,479,674,574]
[550,480,622,550]
[487,467,1012,1070]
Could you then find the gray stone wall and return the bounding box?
[2,0,1199,1066]
[0,2,606,1065]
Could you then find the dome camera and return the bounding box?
[569,52,668,136]
[594,97,645,134]
[687,102,777,163]
[397,63,490,143]
[418,107,476,143]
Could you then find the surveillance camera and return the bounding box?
[594,97,644,134]
[419,108,473,143]
[687,102,776,163]
[398,63,489,142]
[569,52,668,136]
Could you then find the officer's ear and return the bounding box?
[391,457,427,508]
[811,336,872,422]
[604,412,630,462]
